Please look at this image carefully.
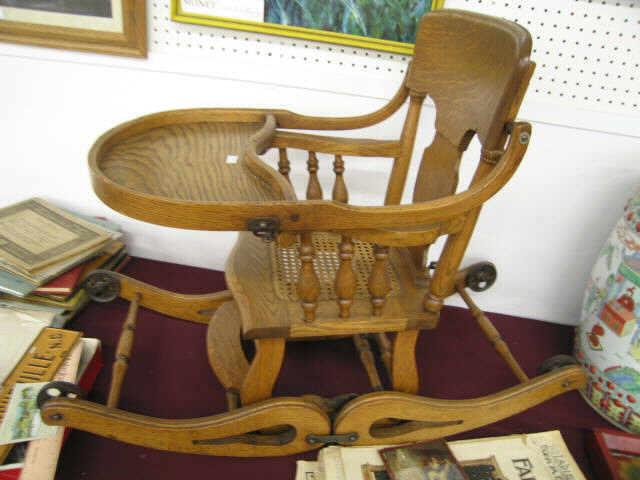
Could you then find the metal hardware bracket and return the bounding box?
[247,217,280,242]
[306,432,359,445]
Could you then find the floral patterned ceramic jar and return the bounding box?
[575,190,640,432]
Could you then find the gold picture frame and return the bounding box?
[171,0,445,55]
[0,0,146,57]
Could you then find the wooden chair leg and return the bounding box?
[391,330,419,394]
[240,338,285,405]
[373,333,392,380]
[456,284,529,383]
[107,293,140,408]
[353,335,383,391]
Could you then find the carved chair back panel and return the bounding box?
[408,9,532,148]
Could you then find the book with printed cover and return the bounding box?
[298,430,584,480]
[0,198,119,283]
[447,430,585,480]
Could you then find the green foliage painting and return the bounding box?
[264,0,433,44]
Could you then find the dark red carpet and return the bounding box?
[58,257,610,479]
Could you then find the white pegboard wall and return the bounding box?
[446,0,639,115]
[148,0,639,119]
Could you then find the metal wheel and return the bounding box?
[464,261,498,292]
[37,381,86,409]
[537,354,577,376]
[84,269,120,303]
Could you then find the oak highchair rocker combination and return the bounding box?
[37,9,586,456]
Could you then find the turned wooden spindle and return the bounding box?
[335,236,356,318]
[353,334,383,391]
[277,148,291,184]
[332,154,348,203]
[368,245,391,316]
[107,293,141,408]
[298,232,320,323]
[456,283,529,383]
[373,332,392,378]
[306,151,323,200]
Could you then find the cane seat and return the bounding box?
[226,232,437,340]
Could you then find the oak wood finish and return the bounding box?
[374,333,392,379]
[457,283,529,383]
[0,0,146,57]
[277,148,291,183]
[89,115,530,232]
[107,293,140,408]
[384,94,425,205]
[407,10,531,148]
[272,132,400,158]
[272,78,410,131]
[206,301,250,393]
[240,338,285,405]
[353,334,383,391]
[335,366,586,445]
[368,245,391,316]
[298,232,321,323]
[41,396,329,456]
[391,330,420,393]
[226,233,438,340]
[335,236,356,318]
[332,155,348,204]
[306,152,323,200]
[113,272,233,324]
[74,9,574,455]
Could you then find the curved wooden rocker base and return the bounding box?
[40,396,330,457]
[39,365,585,457]
[335,365,586,445]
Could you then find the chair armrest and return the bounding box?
[269,81,409,131]
[272,131,401,157]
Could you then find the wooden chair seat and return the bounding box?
[225,232,438,340]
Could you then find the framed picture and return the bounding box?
[0,0,146,57]
[171,0,445,54]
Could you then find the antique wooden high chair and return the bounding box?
[38,9,586,456]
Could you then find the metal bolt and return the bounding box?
[519,131,530,144]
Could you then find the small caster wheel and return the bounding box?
[464,261,497,292]
[537,354,577,376]
[37,381,86,409]
[84,269,120,303]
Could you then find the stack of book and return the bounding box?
[0,199,115,478]
[0,324,103,479]
[296,430,586,480]
[0,198,129,327]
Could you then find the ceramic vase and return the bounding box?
[575,190,640,432]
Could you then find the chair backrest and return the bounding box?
[408,9,533,204]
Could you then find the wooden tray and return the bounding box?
[89,108,525,234]
[89,109,296,230]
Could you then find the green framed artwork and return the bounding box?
[171,0,446,54]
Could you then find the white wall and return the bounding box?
[1,0,639,325]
